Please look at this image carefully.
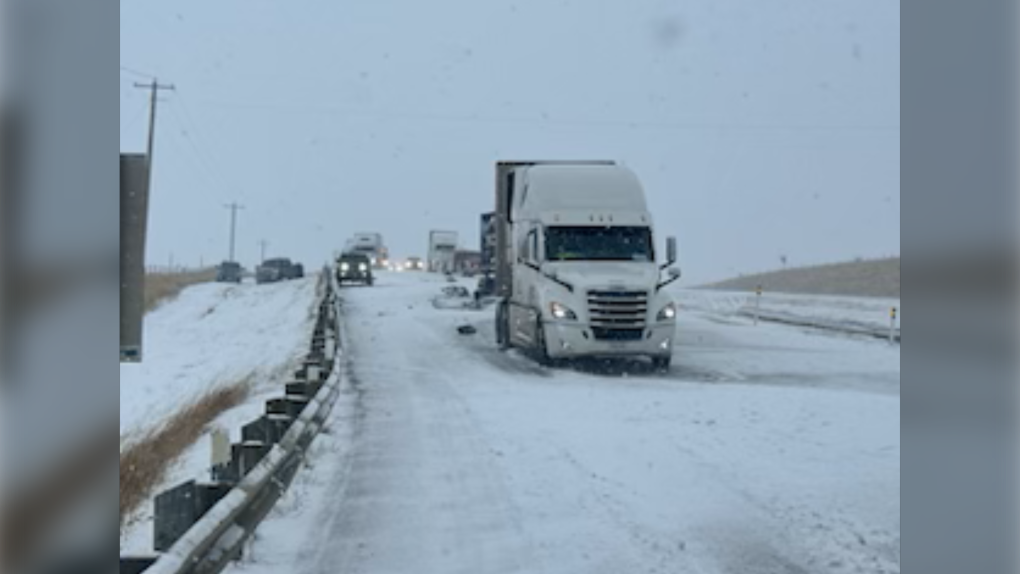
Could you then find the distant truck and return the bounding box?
[428,230,458,273]
[405,256,425,271]
[454,250,482,276]
[215,261,243,284]
[493,161,681,369]
[336,253,374,286]
[256,258,302,284]
[343,233,389,269]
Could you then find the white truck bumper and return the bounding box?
[543,322,676,360]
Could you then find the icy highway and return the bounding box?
[230,272,900,574]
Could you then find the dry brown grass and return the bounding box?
[704,257,901,298]
[145,269,217,313]
[119,381,250,528]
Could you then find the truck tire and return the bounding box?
[534,318,552,366]
[496,301,511,350]
[652,356,672,372]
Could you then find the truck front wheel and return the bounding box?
[496,301,510,350]
[652,356,672,372]
[534,318,552,366]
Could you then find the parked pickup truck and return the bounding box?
[256,258,302,284]
[215,261,243,284]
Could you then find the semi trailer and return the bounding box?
[428,230,459,273]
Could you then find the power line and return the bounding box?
[192,98,901,134]
[121,100,150,132]
[120,65,156,80]
[164,102,231,199]
[172,93,245,198]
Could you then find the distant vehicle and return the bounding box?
[476,212,498,299]
[256,257,299,284]
[343,232,389,269]
[455,250,482,276]
[215,261,243,284]
[405,257,425,271]
[475,275,496,304]
[336,253,374,286]
[493,161,681,369]
[428,230,458,273]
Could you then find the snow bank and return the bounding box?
[678,288,901,334]
[120,278,319,444]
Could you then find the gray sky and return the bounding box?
[120,0,899,284]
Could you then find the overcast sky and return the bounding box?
[120,0,899,284]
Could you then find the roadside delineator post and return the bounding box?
[889,307,898,345]
[210,427,231,482]
[754,285,763,326]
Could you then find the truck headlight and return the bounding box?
[550,302,577,320]
[359,263,368,272]
[340,263,350,272]
[657,303,677,321]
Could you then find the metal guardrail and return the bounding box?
[125,269,346,574]
[736,308,901,344]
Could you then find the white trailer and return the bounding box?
[344,233,389,269]
[493,161,681,369]
[428,230,458,273]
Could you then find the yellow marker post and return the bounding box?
[754,285,763,326]
[889,307,898,344]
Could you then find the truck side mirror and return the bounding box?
[666,236,678,265]
[669,267,681,279]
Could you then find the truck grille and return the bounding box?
[587,290,648,340]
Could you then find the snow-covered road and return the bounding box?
[230,272,900,574]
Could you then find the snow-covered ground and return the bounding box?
[226,272,900,574]
[120,277,319,442]
[119,276,320,554]
[679,288,901,337]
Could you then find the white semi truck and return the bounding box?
[493,161,681,369]
[343,233,389,269]
[428,230,459,273]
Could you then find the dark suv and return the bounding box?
[336,254,373,286]
[256,258,295,284]
[216,261,243,283]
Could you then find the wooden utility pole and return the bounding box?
[224,202,244,262]
[133,79,175,184]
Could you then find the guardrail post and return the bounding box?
[120,556,158,574]
[754,285,762,326]
[286,380,322,399]
[234,441,272,477]
[242,415,291,446]
[154,481,233,552]
[889,307,898,345]
[266,396,311,419]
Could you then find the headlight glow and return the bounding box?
[340,263,350,272]
[657,303,677,321]
[550,302,577,320]
[359,263,368,272]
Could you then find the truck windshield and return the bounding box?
[545,226,653,262]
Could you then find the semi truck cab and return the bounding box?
[494,162,681,369]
